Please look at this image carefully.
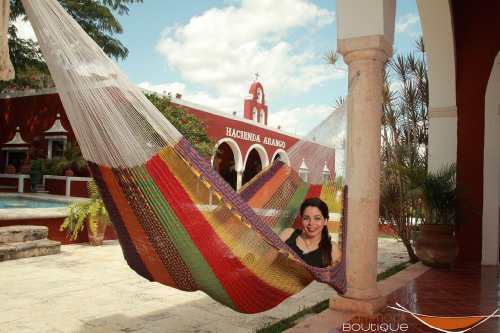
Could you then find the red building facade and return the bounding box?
[1,82,335,191]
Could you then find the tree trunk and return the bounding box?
[402,237,419,263]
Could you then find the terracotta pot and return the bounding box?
[87,218,106,246]
[19,164,30,174]
[415,224,459,268]
[64,169,74,177]
[5,164,16,174]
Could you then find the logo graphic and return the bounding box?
[388,303,500,333]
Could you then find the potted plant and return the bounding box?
[52,141,87,176]
[29,158,56,192]
[414,163,459,267]
[60,181,111,246]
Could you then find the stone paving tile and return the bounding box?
[0,238,408,333]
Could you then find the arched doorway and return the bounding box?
[243,146,268,185]
[216,141,237,190]
[271,149,290,165]
[243,149,262,185]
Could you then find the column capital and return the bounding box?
[338,35,392,65]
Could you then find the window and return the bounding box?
[6,151,26,172]
[256,88,263,104]
[48,139,66,158]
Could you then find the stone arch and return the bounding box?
[212,138,243,172]
[271,149,290,166]
[213,138,243,190]
[242,144,269,185]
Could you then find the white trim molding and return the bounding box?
[428,106,457,118]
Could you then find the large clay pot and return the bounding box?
[87,218,106,246]
[415,224,459,268]
[5,164,16,174]
[19,164,30,174]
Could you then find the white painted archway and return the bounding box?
[212,138,243,173]
[244,143,269,169]
[271,148,290,166]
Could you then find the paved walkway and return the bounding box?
[0,238,407,333]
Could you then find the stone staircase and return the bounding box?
[0,225,61,261]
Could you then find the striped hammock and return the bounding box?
[20,0,347,313]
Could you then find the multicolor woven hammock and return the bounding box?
[20,0,347,313]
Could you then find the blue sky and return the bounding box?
[17,0,422,136]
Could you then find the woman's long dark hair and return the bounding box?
[300,197,332,267]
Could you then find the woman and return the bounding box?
[279,197,341,268]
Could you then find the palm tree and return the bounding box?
[52,141,87,176]
[379,37,428,263]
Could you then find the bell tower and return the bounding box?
[244,81,268,125]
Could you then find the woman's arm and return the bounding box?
[278,228,295,242]
[331,241,342,263]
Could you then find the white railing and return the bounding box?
[0,174,30,193]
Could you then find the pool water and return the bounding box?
[0,198,69,209]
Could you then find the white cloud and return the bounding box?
[395,13,420,35]
[137,81,242,114]
[138,81,187,95]
[155,0,337,113]
[268,104,334,136]
[12,16,37,41]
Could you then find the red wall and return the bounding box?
[1,218,116,245]
[1,92,307,174]
[0,177,31,192]
[182,106,335,183]
[182,105,301,162]
[0,93,76,172]
[452,1,500,262]
[43,178,90,197]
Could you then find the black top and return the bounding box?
[285,229,324,268]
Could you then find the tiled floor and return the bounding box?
[0,238,408,333]
[334,264,500,332]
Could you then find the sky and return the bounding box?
[15,0,422,136]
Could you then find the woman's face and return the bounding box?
[301,206,327,239]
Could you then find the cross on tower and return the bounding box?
[254,72,260,82]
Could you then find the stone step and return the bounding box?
[0,225,49,243]
[0,239,61,261]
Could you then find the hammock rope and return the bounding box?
[20,0,348,313]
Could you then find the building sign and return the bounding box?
[262,137,286,149]
[225,127,286,149]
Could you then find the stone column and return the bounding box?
[330,35,391,315]
[236,171,243,190]
[0,0,15,81]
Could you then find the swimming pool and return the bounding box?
[0,193,87,221]
[0,193,113,245]
[0,198,69,209]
